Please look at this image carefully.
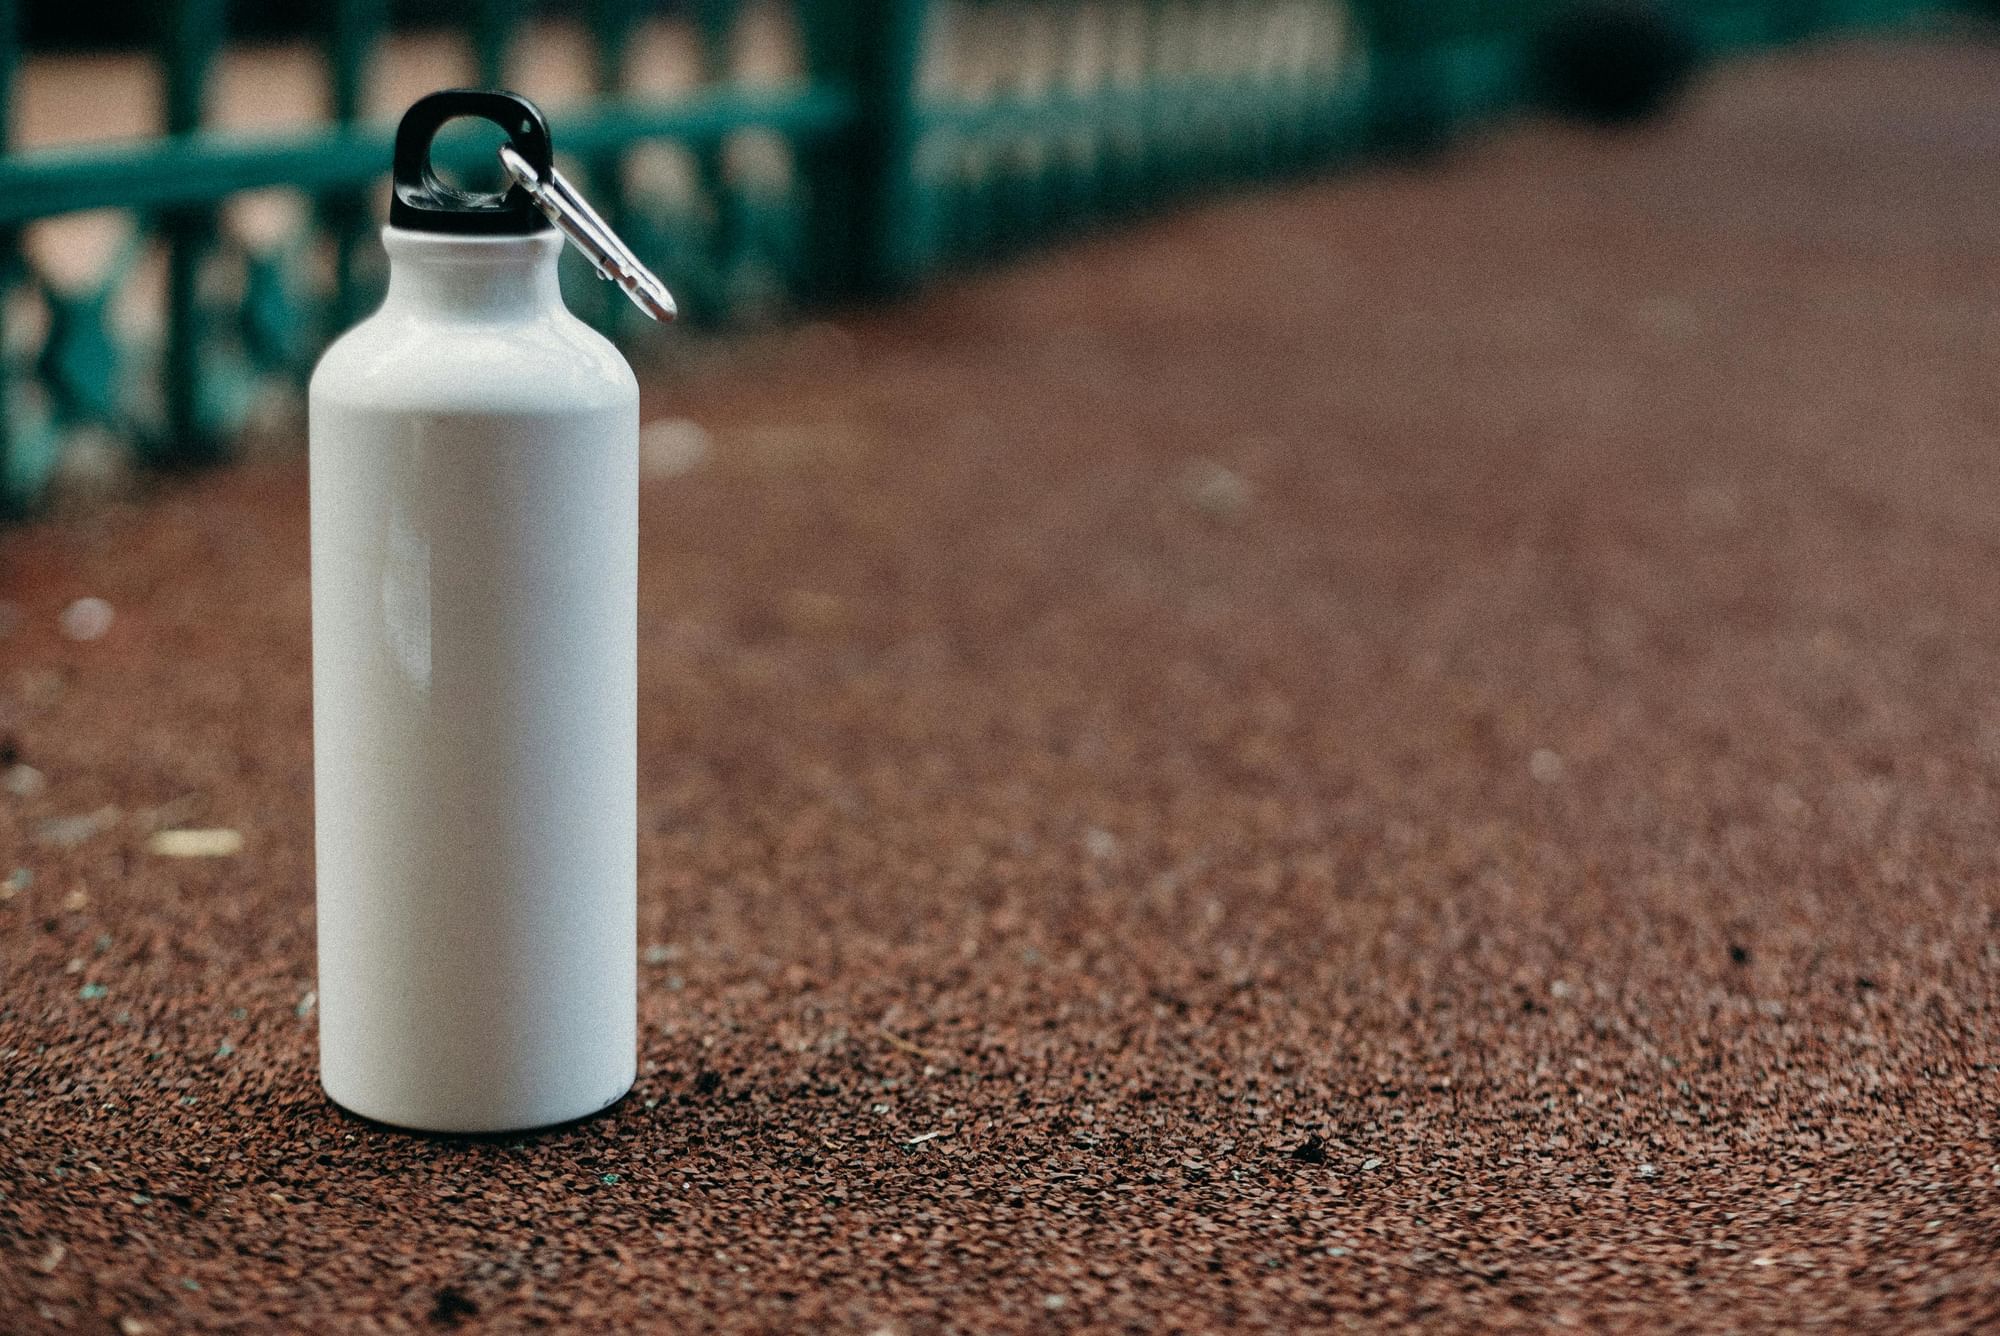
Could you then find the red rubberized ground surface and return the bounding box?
[4,39,2000,1334]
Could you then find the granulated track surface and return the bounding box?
[5,40,2000,1334]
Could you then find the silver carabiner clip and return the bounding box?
[499,144,677,323]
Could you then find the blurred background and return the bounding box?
[6,5,2000,1326]
[0,0,1973,518]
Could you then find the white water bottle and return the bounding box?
[310,90,671,1132]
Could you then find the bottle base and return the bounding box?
[321,1071,635,1137]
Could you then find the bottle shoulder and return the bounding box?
[311,305,638,415]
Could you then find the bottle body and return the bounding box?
[309,228,638,1133]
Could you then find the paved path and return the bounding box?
[4,37,1999,1333]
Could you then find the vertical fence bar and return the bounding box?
[1058,1,1102,228]
[949,1,998,261]
[1281,0,1314,168]
[0,0,21,513]
[932,0,988,268]
[687,0,737,323]
[1314,0,1365,164]
[1350,0,1436,149]
[1104,0,1147,218]
[1143,0,1185,201]
[585,0,644,333]
[990,4,1037,250]
[474,0,527,89]
[799,0,930,298]
[158,0,226,467]
[325,0,386,334]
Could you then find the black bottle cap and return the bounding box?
[389,89,555,235]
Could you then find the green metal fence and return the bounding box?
[0,0,1956,517]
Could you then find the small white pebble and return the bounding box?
[39,807,119,848]
[1182,459,1252,520]
[3,764,46,798]
[641,418,711,478]
[296,990,317,1019]
[147,828,244,858]
[1529,749,1566,784]
[1042,1294,1067,1311]
[58,597,115,642]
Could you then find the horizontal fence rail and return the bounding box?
[0,0,1956,517]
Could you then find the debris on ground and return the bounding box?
[56,597,114,642]
[146,829,245,858]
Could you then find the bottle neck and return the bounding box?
[380,226,565,322]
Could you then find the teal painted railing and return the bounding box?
[0,0,1955,517]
